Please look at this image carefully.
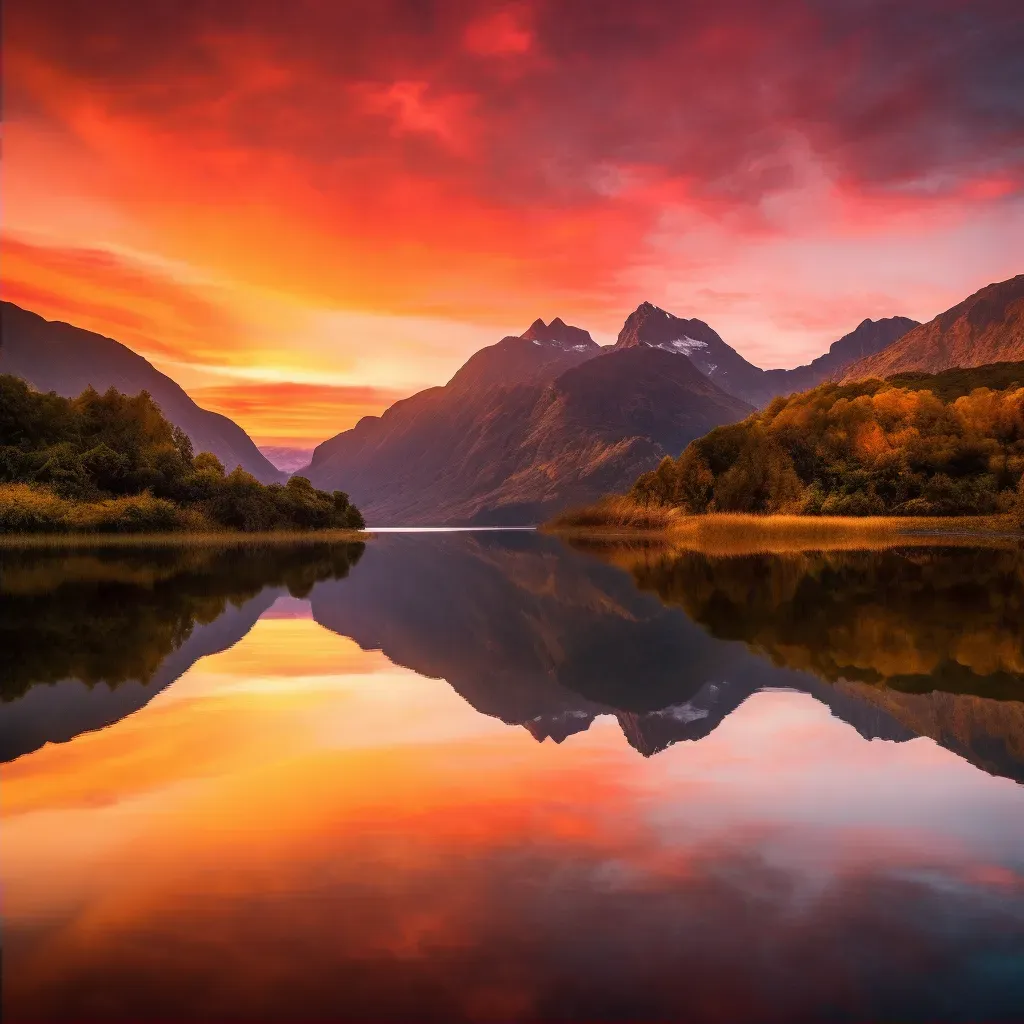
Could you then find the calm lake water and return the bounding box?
[2,531,1024,1022]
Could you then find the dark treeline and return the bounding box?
[0,541,365,700]
[632,363,1024,519]
[0,375,364,532]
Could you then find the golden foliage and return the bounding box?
[630,374,1024,519]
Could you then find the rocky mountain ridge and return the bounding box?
[843,274,1024,380]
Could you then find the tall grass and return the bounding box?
[544,495,686,531]
[543,494,1019,555]
[0,483,204,533]
[0,484,367,546]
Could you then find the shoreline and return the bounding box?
[0,528,371,549]
[542,509,1021,555]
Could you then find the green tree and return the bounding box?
[0,374,365,533]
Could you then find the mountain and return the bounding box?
[302,319,750,525]
[761,316,921,393]
[259,446,316,473]
[614,301,917,405]
[613,302,771,403]
[446,316,600,390]
[843,274,1024,380]
[0,302,284,483]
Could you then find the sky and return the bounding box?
[3,0,1023,446]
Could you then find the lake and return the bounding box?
[2,531,1023,1022]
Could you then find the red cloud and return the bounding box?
[356,80,478,154]
[464,7,533,56]
[2,0,1021,374]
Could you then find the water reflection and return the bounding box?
[4,534,1024,782]
[3,533,1024,1021]
[572,540,1024,783]
[0,542,364,760]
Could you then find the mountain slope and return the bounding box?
[843,274,1024,380]
[0,302,283,483]
[615,302,917,404]
[762,316,920,394]
[303,321,750,524]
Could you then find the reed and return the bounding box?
[0,529,370,549]
[0,483,369,547]
[544,496,1019,556]
[544,495,687,532]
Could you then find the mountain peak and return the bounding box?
[614,301,719,353]
[520,317,596,350]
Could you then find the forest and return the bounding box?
[0,375,364,533]
[632,362,1024,520]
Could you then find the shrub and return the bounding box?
[0,375,365,533]
[0,483,71,532]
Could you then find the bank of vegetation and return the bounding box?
[0,375,364,534]
[549,363,1024,537]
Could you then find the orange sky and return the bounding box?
[3,1,1023,445]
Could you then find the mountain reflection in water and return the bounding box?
[2,532,1023,1022]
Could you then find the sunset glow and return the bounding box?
[5,609,1023,1020]
[3,1,1023,444]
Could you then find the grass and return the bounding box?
[544,495,687,531]
[0,483,369,548]
[0,529,370,549]
[543,495,1020,556]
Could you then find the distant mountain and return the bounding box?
[259,446,315,474]
[843,274,1024,380]
[615,301,917,405]
[302,320,750,524]
[0,302,284,483]
[762,316,921,393]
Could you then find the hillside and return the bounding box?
[614,302,916,405]
[843,274,1024,380]
[630,364,1024,518]
[0,375,364,533]
[0,302,283,483]
[302,321,751,524]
